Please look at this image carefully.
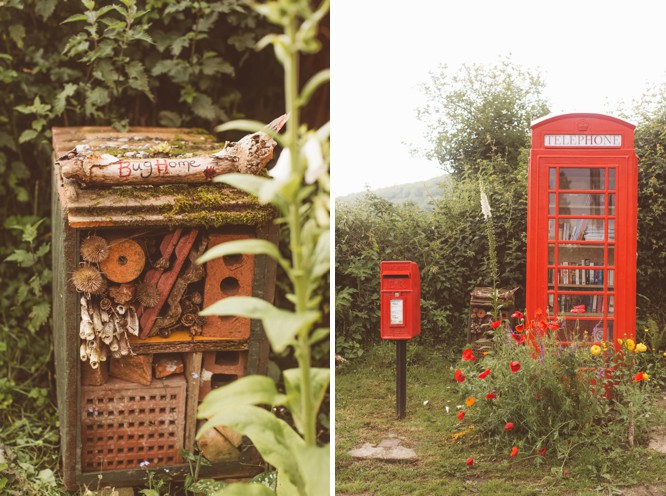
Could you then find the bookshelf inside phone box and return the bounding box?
[51,126,279,490]
[526,113,637,346]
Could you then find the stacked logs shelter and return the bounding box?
[52,120,285,490]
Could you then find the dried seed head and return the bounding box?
[181,313,196,327]
[72,265,106,294]
[99,297,112,311]
[189,292,203,305]
[136,281,160,307]
[109,284,136,304]
[80,235,109,263]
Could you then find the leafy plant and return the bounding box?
[195,1,330,495]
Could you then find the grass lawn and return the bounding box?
[335,341,666,496]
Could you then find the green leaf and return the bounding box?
[215,119,284,146]
[213,482,275,496]
[29,302,51,331]
[18,130,38,144]
[292,444,330,496]
[283,368,329,436]
[299,69,329,107]
[310,230,330,280]
[61,13,89,24]
[53,84,78,116]
[201,297,319,353]
[197,239,288,272]
[198,375,285,420]
[158,111,182,127]
[309,327,329,345]
[202,56,234,76]
[192,93,217,121]
[126,61,153,100]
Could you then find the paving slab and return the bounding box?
[349,433,417,461]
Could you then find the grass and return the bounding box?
[335,341,666,496]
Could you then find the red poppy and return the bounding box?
[478,368,491,379]
[634,372,648,382]
[462,348,476,361]
[512,333,525,345]
[537,448,547,456]
[515,324,524,332]
[490,320,501,329]
[547,320,560,330]
[563,471,569,476]
[511,311,524,320]
[486,391,497,400]
[457,410,466,420]
[454,369,466,382]
[504,422,514,431]
[510,361,521,373]
[510,446,519,458]
[466,457,474,467]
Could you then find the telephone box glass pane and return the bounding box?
[558,194,605,216]
[606,320,614,341]
[547,293,554,314]
[608,168,616,190]
[608,295,614,316]
[608,194,615,215]
[558,319,604,342]
[549,168,556,189]
[558,219,605,241]
[558,294,604,316]
[559,168,605,190]
[608,248,615,267]
[548,219,556,239]
[557,244,606,266]
[556,268,603,286]
[548,245,555,265]
[608,219,615,241]
[549,193,556,214]
[608,269,615,286]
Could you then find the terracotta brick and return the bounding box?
[202,234,255,340]
[198,351,248,401]
[109,354,153,386]
[154,354,184,379]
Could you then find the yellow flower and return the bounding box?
[466,397,476,407]
[601,341,607,351]
[618,339,623,345]
[625,338,635,351]
[643,372,650,381]
[590,345,601,356]
[635,343,647,353]
[663,352,666,358]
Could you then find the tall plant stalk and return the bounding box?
[195,1,330,494]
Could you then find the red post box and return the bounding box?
[380,261,421,340]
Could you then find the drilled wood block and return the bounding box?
[109,355,154,386]
[81,360,109,386]
[202,234,255,340]
[154,354,184,379]
[80,376,186,472]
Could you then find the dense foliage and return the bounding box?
[0,1,328,493]
[336,62,666,359]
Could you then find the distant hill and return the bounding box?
[336,174,449,209]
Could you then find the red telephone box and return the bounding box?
[380,261,421,340]
[527,113,637,347]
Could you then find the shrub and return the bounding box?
[453,313,660,461]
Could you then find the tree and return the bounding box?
[416,58,549,178]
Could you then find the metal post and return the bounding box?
[396,340,407,419]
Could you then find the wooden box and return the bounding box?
[52,127,279,490]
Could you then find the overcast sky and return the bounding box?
[331,1,666,197]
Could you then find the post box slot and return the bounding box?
[382,274,409,279]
